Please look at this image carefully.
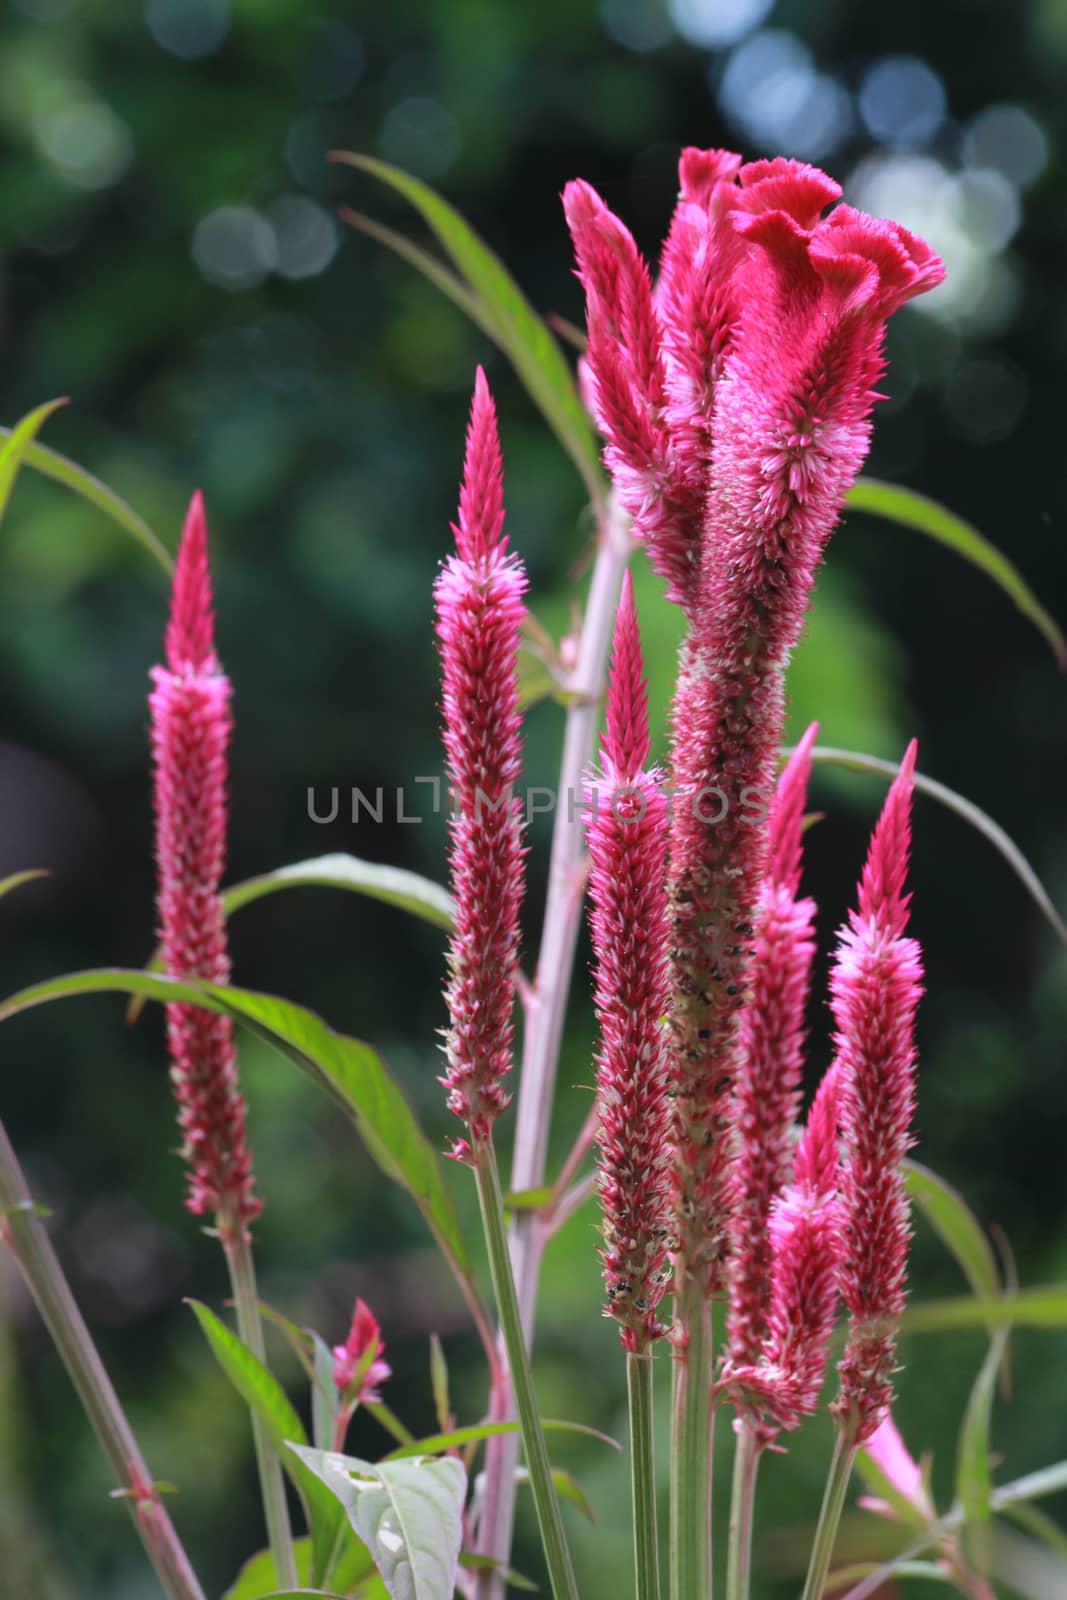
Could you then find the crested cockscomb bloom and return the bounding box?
[435,369,527,1147]
[666,162,942,1299]
[831,742,923,1444]
[332,1297,391,1403]
[585,573,673,1353]
[726,723,819,1373]
[721,1060,841,1431]
[149,493,260,1234]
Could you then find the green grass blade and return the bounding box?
[0,399,69,522]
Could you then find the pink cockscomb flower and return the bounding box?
[858,1412,934,1523]
[434,369,527,1148]
[831,742,923,1444]
[585,573,673,1353]
[332,1297,391,1404]
[722,1061,841,1432]
[726,723,819,1373]
[149,493,259,1236]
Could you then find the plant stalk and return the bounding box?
[0,1117,206,1600]
[627,1351,662,1600]
[473,1139,579,1600]
[801,1428,858,1600]
[220,1217,298,1590]
[725,1423,761,1600]
[476,498,632,1597]
[669,1285,713,1600]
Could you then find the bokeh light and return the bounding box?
[962,103,1049,188]
[717,31,851,160]
[145,0,230,61]
[379,97,462,180]
[34,99,134,191]
[670,0,773,49]
[191,205,277,292]
[858,55,946,145]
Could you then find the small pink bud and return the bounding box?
[332,1297,391,1404]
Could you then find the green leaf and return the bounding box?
[0,869,49,903]
[224,1540,313,1599]
[829,1560,951,1588]
[310,1331,342,1454]
[0,399,69,524]
[188,1301,345,1585]
[902,1285,1067,1334]
[288,1444,466,1600]
[1000,1502,1067,1564]
[0,423,172,575]
[904,1159,1000,1302]
[222,855,454,932]
[339,208,496,340]
[956,1321,1012,1571]
[503,1186,556,1212]
[429,1335,452,1435]
[331,152,603,504]
[382,1417,620,1462]
[847,476,1067,668]
[459,1553,538,1590]
[806,746,1067,951]
[0,969,476,1293]
[855,1446,932,1532]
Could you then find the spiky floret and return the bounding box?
[149,492,260,1234]
[726,724,819,1373]
[435,369,527,1145]
[831,742,923,1443]
[721,1061,841,1431]
[585,574,673,1353]
[332,1297,391,1404]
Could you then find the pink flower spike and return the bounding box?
[831,744,924,1443]
[586,577,672,1353]
[858,1413,934,1523]
[726,724,819,1372]
[435,371,527,1144]
[332,1298,391,1404]
[150,495,260,1235]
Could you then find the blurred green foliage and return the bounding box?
[0,0,1066,1595]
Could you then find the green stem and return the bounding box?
[669,1286,713,1600]
[801,1429,857,1600]
[627,1351,661,1600]
[473,1140,579,1600]
[221,1220,298,1590]
[0,1117,206,1600]
[725,1423,761,1600]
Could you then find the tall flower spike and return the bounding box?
[149,493,260,1233]
[667,163,942,1300]
[721,1060,841,1431]
[726,723,819,1375]
[585,574,673,1353]
[435,369,527,1147]
[831,741,923,1443]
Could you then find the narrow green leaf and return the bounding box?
[902,1285,1067,1334]
[855,1445,932,1532]
[503,1186,556,1212]
[0,399,69,523]
[460,1553,539,1591]
[224,1539,313,1599]
[331,151,604,504]
[382,1417,620,1462]
[829,1560,951,1588]
[222,854,454,931]
[429,1335,452,1435]
[365,1401,417,1450]
[0,969,475,1290]
[188,1301,344,1585]
[310,1331,342,1454]
[338,208,496,339]
[847,476,1066,668]
[548,1468,597,1525]
[904,1159,1000,1302]
[956,1322,1012,1570]
[1000,1502,1067,1563]
[0,424,172,574]
[806,746,1067,950]
[0,869,49,903]
[288,1444,466,1600]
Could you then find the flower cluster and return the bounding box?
[149,493,259,1235]
[567,151,942,1298]
[434,368,527,1149]
[585,574,673,1353]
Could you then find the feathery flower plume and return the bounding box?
[435,369,527,1147]
[585,574,673,1353]
[149,493,259,1234]
[332,1297,391,1404]
[831,742,923,1443]
[721,1061,841,1431]
[726,723,819,1372]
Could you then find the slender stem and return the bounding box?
[220,1220,298,1590]
[473,1140,579,1600]
[476,498,633,1598]
[801,1429,858,1600]
[627,1351,662,1600]
[0,1117,206,1600]
[725,1424,761,1600]
[669,1286,713,1600]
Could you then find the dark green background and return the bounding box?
[0,1,1064,1595]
